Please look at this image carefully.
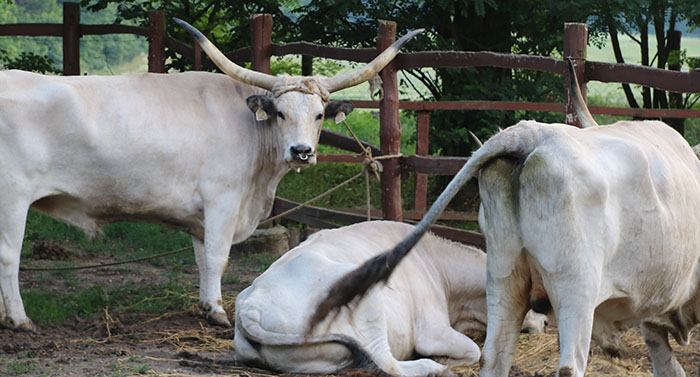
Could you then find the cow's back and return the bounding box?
[0,70,273,238]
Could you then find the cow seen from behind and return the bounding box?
[308,60,700,377]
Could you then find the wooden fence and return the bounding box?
[2,3,700,247]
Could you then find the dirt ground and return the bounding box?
[4,244,700,377]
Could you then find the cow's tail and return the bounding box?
[306,121,549,335]
[238,310,384,374]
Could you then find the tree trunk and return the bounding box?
[606,16,639,109]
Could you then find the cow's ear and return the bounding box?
[324,100,354,124]
[246,95,277,121]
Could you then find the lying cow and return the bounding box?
[235,221,547,376]
[309,60,700,377]
[0,19,421,331]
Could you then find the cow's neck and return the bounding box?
[229,117,289,244]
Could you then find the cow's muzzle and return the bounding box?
[290,144,314,163]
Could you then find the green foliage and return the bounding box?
[83,0,295,72]
[0,50,59,73]
[0,1,146,74]
[269,56,343,77]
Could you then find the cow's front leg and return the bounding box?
[193,210,235,327]
[641,322,685,377]
[0,202,37,332]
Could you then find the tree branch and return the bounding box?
[605,15,639,108]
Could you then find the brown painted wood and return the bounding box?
[396,50,563,74]
[317,154,365,163]
[62,2,80,76]
[350,100,565,112]
[0,24,62,36]
[319,129,381,155]
[377,20,402,222]
[402,155,468,175]
[271,42,376,63]
[564,23,588,127]
[147,10,165,73]
[193,40,202,71]
[80,24,147,36]
[414,111,430,210]
[586,61,700,94]
[250,14,272,74]
[348,100,700,119]
[271,198,483,246]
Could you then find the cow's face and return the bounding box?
[247,93,353,167]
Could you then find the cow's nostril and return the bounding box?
[291,145,313,160]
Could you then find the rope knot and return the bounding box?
[271,75,331,102]
[363,156,382,180]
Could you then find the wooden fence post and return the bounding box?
[377,20,402,222]
[563,23,588,127]
[667,30,684,135]
[193,40,202,71]
[414,111,430,211]
[250,14,272,74]
[62,2,80,76]
[148,10,165,73]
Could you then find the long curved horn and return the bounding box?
[567,58,598,128]
[321,28,424,93]
[174,18,277,91]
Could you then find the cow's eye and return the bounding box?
[277,111,285,120]
[315,113,323,121]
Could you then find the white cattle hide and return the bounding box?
[234,221,546,376]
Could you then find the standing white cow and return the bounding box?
[235,221,546,376]
[0,19,421,332]
[309,61,700,377]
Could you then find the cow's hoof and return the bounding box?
[1,318,39,333]
[557,366,574,377]
[17,319,39,333]
[207,311,232,327]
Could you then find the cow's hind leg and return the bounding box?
[0,201,36,331]
[641,322,685,377]
[479,158,532,377]
[479,262,531,377]
[549,275,597,377]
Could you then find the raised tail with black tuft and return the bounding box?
[306,121,551,335]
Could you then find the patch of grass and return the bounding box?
[108,356,151,376]
[246,254,278,273]
[23,210,194,266]
[0,359,37,375]
[23,279,196,325]
[222,273,240,284]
